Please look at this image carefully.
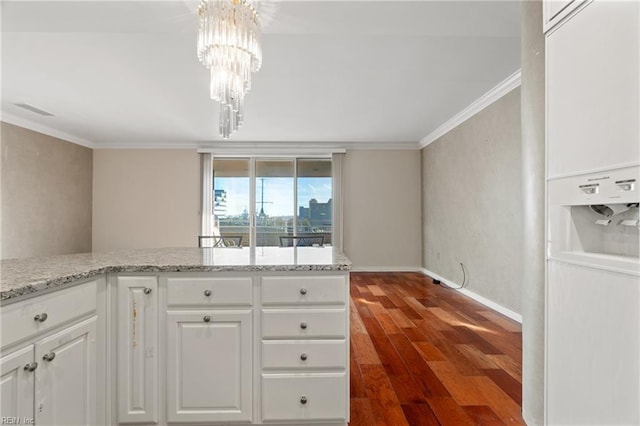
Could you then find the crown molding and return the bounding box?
[0,113,420,151]
[418,69,521,149]
[0,112,421,151]
[1,112,97,149]
[95,140,421,151]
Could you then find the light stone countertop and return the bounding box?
[0,247,351,302]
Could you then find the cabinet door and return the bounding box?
[166,310,252,423]
[117,276,158,423]
[547,0,639,177]
[34,316,97,426]
[1,346,35,422]
[547,261,639,425]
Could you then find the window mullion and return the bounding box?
[249,158,257,248]
[293,158,298,237]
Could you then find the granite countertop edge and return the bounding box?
[1,248,352,302]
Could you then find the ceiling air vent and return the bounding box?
[15,103,54,117]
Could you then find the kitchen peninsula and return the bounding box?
[1,247,351,426]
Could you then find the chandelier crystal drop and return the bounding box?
[197,0,262,139]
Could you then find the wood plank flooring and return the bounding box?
[349,272,523,426]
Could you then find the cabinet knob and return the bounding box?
[300,322,307,330]
[300,353,308,361]
[203,316,211,323]
[299,288,307,295]
[300,396,308,405]
[204,289,212,297]
[23,362,38,372]
[42,352,56,362]
[34,313,48,323]
[143,288,152,295]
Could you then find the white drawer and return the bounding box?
[166,277,252,307]
[262,340,347,370]
[262,309,346,339]
[262,373,347,422]
[1,280,98,348]
[261,275,346,305]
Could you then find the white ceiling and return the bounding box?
[1,1,521,148]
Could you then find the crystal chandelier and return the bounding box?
[197,0,262,139]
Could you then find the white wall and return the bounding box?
[92,149,200,252]
[1,123,93,259]
[343,149,422,270]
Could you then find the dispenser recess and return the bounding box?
[548,165,640,273]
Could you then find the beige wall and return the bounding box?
[521,0,546,422]
[1,122,93,259]
[421,88,523,313]
[92,149,200,252]
[343,150,422,269]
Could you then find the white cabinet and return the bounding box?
[262,276,347,305]
[4,270,349,425]
[546,0,639,177]
[1,280,98,350]
[0,346,35,421]
[260,274,349,424]
[0,317,98,426]
[0,279,102,426]
[262,374,347,422]
[166,310,252,423]
[116,276,158,424]
[547,261,639,425]
[166,276,252,307]
[35,317,98,426]
[262,340,347,370]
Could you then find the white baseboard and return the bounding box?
[350,266,423,273]
[420,268,522,323]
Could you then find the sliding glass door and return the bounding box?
[212,157,332,248]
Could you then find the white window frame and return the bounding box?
[200,152,344,250]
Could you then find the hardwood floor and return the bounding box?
[349,272,523,426]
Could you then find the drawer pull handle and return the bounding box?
[34,313,48,323]
[300,322,307,330]
[299,288,307,295]
[300,353,308,361]
[23,362,38,372]
[144,288,152,295]
[300,396,308,405]
[42,352,56,362]
[203,316,211,323]
[204,290,212,297]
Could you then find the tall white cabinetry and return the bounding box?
[545,1,640,424]
[0,279,104,425]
